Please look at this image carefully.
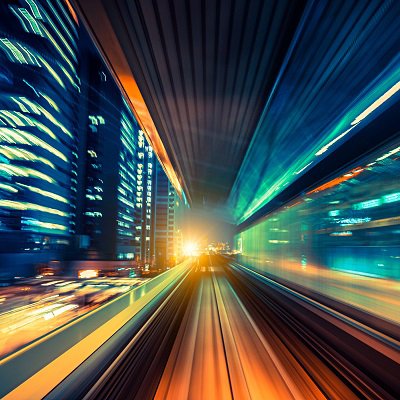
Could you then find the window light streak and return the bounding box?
[121,128,136,148]
[9,7,29,33]
[10,96,72,139]
[12,111,35,127]
[23,79,41,96]
[39,107,73,138]
[0,164,30,178]
[120,180,131,192]
[11,97,29,113]
[0,183,18,193]
[375,145,400,161]
[39,93,60,112]
[39,23,76,74]
[118,196,135,208]
[25,0,42,19]
[0,200,68,216]
[121,138,135,157]
[315,125,358,156]
[353,199,381,210]
[36,55,65,89]
[294,161,313,175]
[17,184,68,203]
[0,164,55,183]
[0,38,27,64]
[347,192,400,211]
[18,97,40,114]
[0,110,31,128]
[382,192,400,203]
[57,0,79,33]
[44,2,77,52]
[59,63,75,86]
[119,214,134,222]
[351,81,400,126]
[18,8,43,36]
[0,111,19,127]
[0,128,67,162]
[22,219,68,231]
[0,146,55,168]
[31,119,58,140]
[18,45,41,66]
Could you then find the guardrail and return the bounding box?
[0,260,191,399]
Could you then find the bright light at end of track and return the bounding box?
[183,242,199,256]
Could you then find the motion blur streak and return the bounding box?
[82,256,399,400]
[155,271,232,400]
[236,139,400,327]
[0,277,144,358]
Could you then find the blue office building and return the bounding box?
[116,102,141,260]
[0,0,80,272]
[77,48,153,266]
[154,162,184,268]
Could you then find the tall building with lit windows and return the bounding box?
[74,45,157,267]
[0,0,181,274]
[135,129,155,268]
[0,0,80,273]
[76,48,141,262]
[154,162,183,268]
[116,103,140,260]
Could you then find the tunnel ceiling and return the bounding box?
[75,0,400,223]
[74,0,307,206]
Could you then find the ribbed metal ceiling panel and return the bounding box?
[96,0,308,205]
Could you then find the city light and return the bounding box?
[183,241,199,256]
[78,270,98,279]
[0,2,399,399]
[351,80,400,126]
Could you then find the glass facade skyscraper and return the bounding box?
[0,1,79,259]
[78,48,119,260]
[135,129,155,268]
[0,1,183,276]
[116,102,140,260]
[78,48,156,266]
[154,162,184,268]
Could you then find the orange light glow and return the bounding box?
[63,0,79,24]
[78,270,98,279]
[307,166,365,195]
[120,74,184,199]
[182,242,199,256]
